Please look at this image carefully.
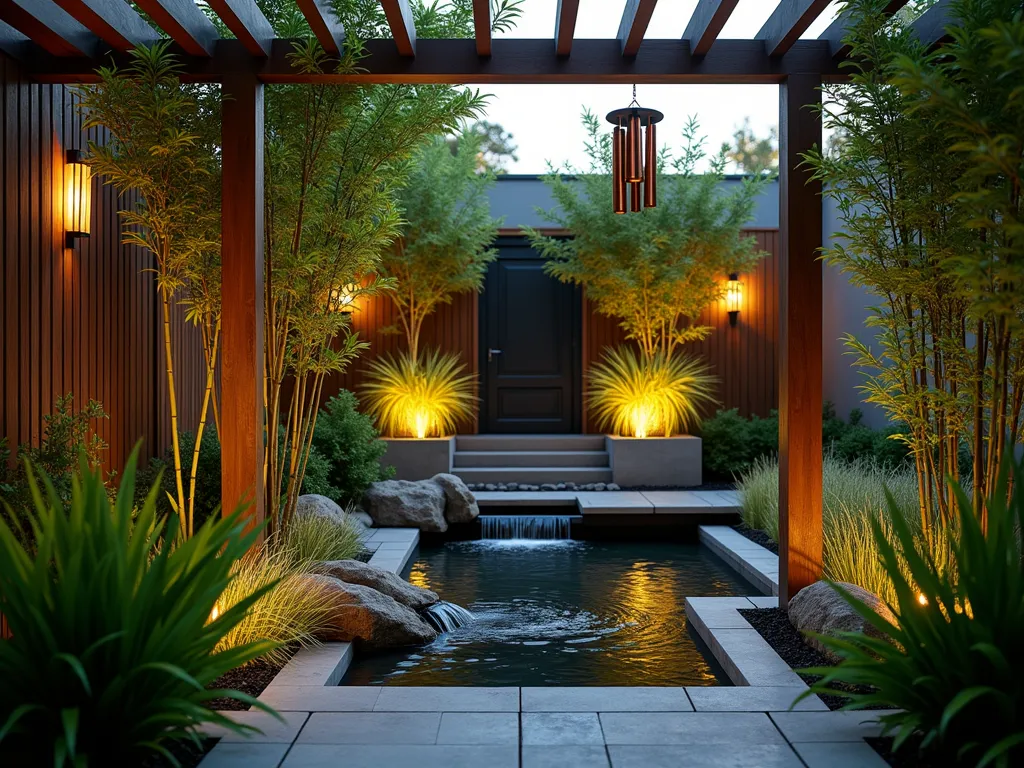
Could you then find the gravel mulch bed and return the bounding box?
[206,652,292,711]
[466,481,737,493]
[738,607,884,711]
[734,523,778,554]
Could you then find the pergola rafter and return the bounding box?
[0,0,956,604]
[821,1,909,58]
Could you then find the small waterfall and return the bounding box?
[423,601,475,633]
[479,515,573,540]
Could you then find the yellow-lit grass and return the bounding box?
[362,349,476,438]
[587,346,717,437]
[214,546,333,666]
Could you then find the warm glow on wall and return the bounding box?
[64,149,92,248]
[726,273,742,327]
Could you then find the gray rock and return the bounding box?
[361,480,448,532]
[318,559,439,611]
[485,483,497,491]
[431,473,479,524]
[789,581,896,660]
[507,482,519,491]
[295,494,348,525]
[497,483,507,491]
[594,483,607,491]
[566,482,577,490]
[349,510,374,528]
[607,483,621,491]
[302,574,438,648]
[556,483,567,491]
[540,483,557,491]
[582,484,595,491]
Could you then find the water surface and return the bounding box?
[343,540,755,686]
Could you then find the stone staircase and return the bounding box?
[452,434,613,486]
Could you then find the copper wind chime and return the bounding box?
[607,85,664,214]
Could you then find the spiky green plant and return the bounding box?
[283,510,366,565]
[214,545,334,667]
[798,459,1024,767]
[0,451,279,765]
[362,349,476,438]
[587,346,717,437]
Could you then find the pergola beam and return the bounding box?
[820,1,908,58]
[617,0,659,58]
[206,0,275,57]
[0,17,33,58]
[910,0,953,49]
[472,0,491,56]
[295,0,346,56]
[759,0,831,58]
[133,0,219,57]
[555,0,579,57]
[52,0,159,53]
[24,37,846,84]
[0,0,98,57]
[683,0,739,57]
[380,0,416,57]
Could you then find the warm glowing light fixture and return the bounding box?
[726,273,742,327]
[64,149,92,248]
[210,604,221,622]
[917,593,928,606]
[607,86,663,214]
[328,282,359,313]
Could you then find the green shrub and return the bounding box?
[312,390,392,504]
[0,452,279,764]
[737,454,921,604]
[801,460,1024,767]
[700,408,754,479]
[283,510,366,564]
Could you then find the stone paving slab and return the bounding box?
[374,686,520,712]
[296,711,441,744]
[437,712,519,745]
[795,740,891,767]
[747,595,780,609]
[522,712,604,745]
[600,711,788,746]
[770,710,890,742]
[257,685,380,712]
[684,597,757,629]
[202,710,309,743]
[639,490,735,514]
[281,744,520,768]
[576,491,654,514]
[522,745,611,768]
[264,644,352,688]
[699,525,779,596]
[607,744,804,768]
[475,491,579,507]
[685,685,826,712]
[521,686,692,712]
[198,742,291,768]
[709,628,807,687]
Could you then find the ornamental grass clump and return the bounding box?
[799,460,1024,767]
[282,510,366,565]
[0,452,279,765]
[362,350,476,438]
[587,346,717,437]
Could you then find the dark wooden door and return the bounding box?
[480,240,581,433]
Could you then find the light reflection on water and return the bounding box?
[342,540,756,687]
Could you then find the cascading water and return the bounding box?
[423,601,475,633]
[479,515,574,540]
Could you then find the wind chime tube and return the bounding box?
[630,179,642,213]
[644,118,657,209]
[626,112,643,183]
[613,125,626,214]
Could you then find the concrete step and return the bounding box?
[453,450,609,468]
[453,466,613,484]
[455,434,607,452]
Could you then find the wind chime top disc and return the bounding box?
[605,106,664,125]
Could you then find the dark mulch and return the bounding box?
[734,523,779,554]
[866,736,947,768]
[738,607,885,711]
[205,653,291,711]
[354,548,373,563]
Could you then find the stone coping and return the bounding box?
[473,489,741,516]
[699,524,779,596]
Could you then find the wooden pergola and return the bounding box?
[0,0,952,604]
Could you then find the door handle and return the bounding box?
[488,348,503,362]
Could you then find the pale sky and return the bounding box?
[476,0,841,173]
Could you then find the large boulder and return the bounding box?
[318,559,439,611]
[348,508,375,529]
[302,574,438,648]
[789,581,896,659]
[431,473,479,524]
[295,494,348,526]
[362,480,448,532]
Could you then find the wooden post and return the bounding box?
[779,73,823,606]
[220,72,265,530]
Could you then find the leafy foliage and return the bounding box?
[362,350,477,438]
[448,120,519,173]
[722,117,778,175]
[381,130,501,358]
[587,346,717,437]
[283,511,366,565]
[528,113,767,360]
[807,0,1024,536]
[0,453,278,765]
[310,391,393,504]
[800,459,1024,767]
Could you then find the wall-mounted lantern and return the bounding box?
[64,149,92,249]
[328,282,359,313]
[726,273,742,327]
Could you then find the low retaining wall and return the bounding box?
[380,437,454,480]
[606,435,702,487]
